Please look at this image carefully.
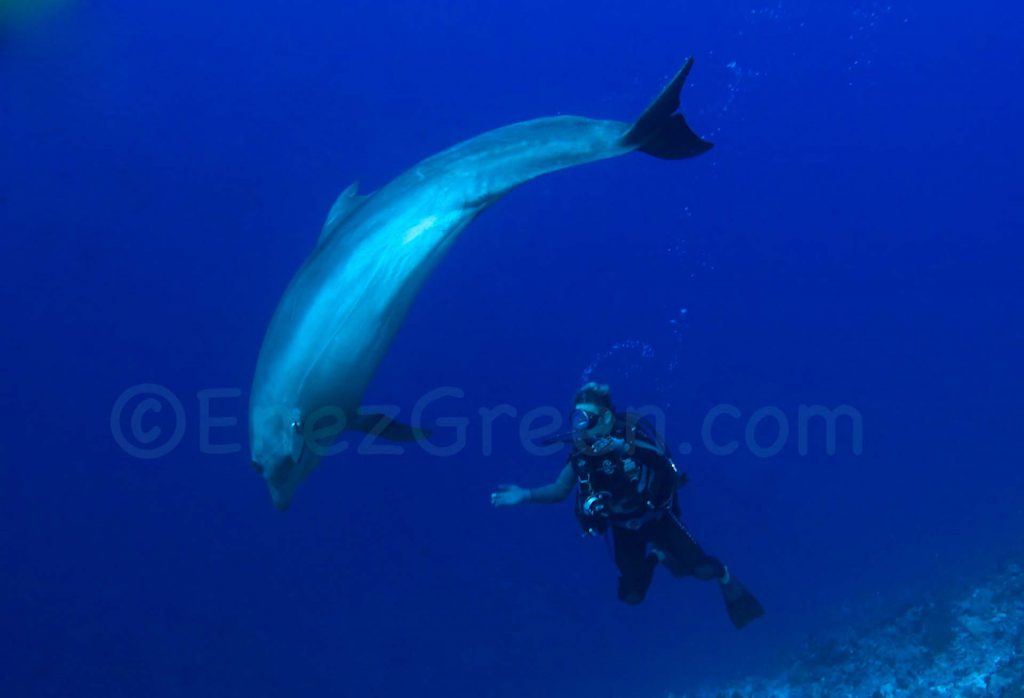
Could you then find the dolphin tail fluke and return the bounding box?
[622,57,713,160]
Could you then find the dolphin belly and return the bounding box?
[250,58,712,510]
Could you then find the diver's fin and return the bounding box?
[319,181,370,244]
[719,575,765,629]
[622,57,713,160]
[350,411,430,442]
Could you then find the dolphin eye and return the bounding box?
[251,461,264,474]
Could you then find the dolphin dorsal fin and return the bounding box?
[318,181,371,244]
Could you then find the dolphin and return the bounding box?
[250,58,712,510]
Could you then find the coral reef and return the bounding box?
[676,562,1024,697]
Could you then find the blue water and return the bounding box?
[2,1,1022,696]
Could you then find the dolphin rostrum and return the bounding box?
[250,58,712,510]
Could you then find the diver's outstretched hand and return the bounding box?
[491,484,530,507]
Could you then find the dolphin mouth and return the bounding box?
[269,487,293,511]
[250,458,294,510]
[262,448,322,512]
[266,467,297,511]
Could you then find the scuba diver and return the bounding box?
[490,382,764,629]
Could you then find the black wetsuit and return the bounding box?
[569,418,727,604]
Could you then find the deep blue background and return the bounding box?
[2,1,1022,696]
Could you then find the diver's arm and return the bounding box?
[491,464,575,507]
[526,464,576,503]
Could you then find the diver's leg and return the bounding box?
[612,526,658,605]
[650,512,727,580]
[651,513,765,628]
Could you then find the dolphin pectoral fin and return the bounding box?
[350,411,431,442]
[622,57,713,160]
[319,181,372,244]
